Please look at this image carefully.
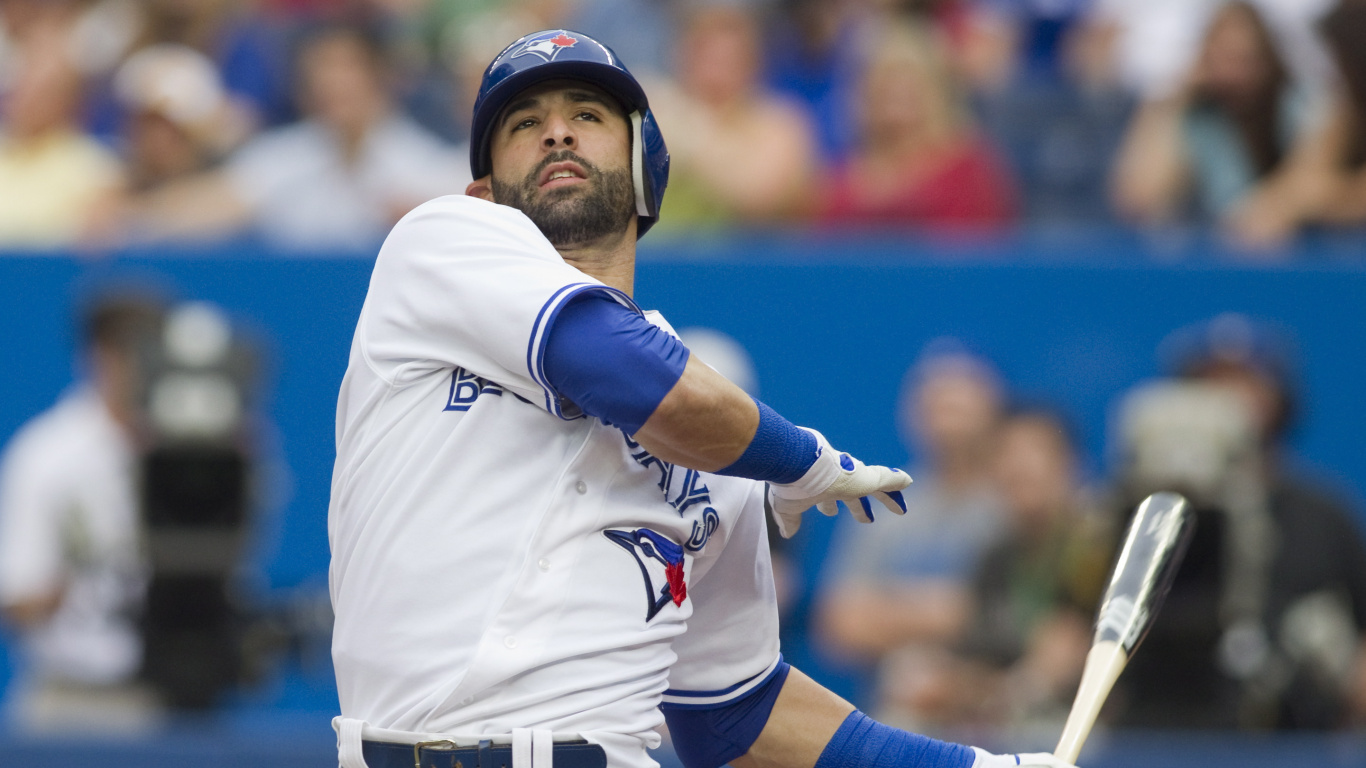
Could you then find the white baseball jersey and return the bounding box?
[328,195,781,768]
[0,386,146,686]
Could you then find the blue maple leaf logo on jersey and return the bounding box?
[604,528,687,621]
[511,31,580,62]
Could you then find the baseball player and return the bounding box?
[328,29,1078,768]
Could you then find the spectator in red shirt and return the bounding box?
[817,20,1018,233]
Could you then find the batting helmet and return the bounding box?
[470,30,669,237]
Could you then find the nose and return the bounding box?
[541,113,576,151]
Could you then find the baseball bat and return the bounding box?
[1053,491,1195,764]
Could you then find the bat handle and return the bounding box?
[1053,640,1127,764]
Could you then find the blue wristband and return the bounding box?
[715,399,818,484]
[815,711,975,768]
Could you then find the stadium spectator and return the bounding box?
[763,0,868,163]
[118,24,468,251]
[0,297,163,732]
[82,44,253,246]
[816,344,1006,706]
[1109,314,1366,729]
[1224,0,1366,246]
[877,407,1109,732]
[565,0,671,77]
[965,0,1134,227]
[1110,2,1322,229]
[111,44,251,190]
[132,0,291,127]
[1074,0,1335,102]
[815,20,1017,231]
[647,4,818,231]
[0,28,123,249]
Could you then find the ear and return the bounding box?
[466,177,494,201]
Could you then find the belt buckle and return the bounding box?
[413,739,460,768]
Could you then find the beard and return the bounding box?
[491,150,636,247]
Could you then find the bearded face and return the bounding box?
[492,149,635,247]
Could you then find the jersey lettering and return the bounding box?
[444,367,505,411]
[623,435,720,552]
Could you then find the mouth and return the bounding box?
[538,161,588,190]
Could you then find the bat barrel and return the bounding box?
[1093,492,1193,654]
[1053,492,1194,764]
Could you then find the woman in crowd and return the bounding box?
[1221,0,1366,246]
[816,20,1017,232]
[1111,1,1320,237]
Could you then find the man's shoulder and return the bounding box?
[394,195,533,234]
[0,389,109,477]
[384,195,558,260]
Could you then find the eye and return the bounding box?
[575,110,600,122]
[510,117,537,132]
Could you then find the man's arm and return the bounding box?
[731,666,853,768]
[667,662,1078,768]
[633,355,758,471]
[817,581,970,659]
[542,294,909,534]
[1,591,62,628]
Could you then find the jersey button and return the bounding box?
[575,481,587,494]
[504,636,518,649]
[537,558,550,571]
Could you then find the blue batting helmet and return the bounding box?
[470,29,669,238]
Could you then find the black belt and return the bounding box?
[363,738,608,768]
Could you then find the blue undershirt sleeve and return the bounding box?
[662,661,791,768]
[662,667,977,768]
[541,292,689,434]
[543,294,819,483]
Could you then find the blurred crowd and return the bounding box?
[2,0,1366,747]
[1,0,1366,254]
[809,317,1366,741]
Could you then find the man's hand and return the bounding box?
[971,748,1078,768]
[765,429,910,538]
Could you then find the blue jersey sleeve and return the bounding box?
[542,293,690,434]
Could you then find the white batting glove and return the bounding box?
[764,428,910,538]
[971,748,1079,768]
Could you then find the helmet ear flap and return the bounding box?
[634,109,669,236]
[630,111,652,220]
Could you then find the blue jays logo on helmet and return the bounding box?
[604,528,687,621]
[469,29,669,237]
[509,30,581,62]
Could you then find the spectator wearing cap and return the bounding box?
[113,44,252,190]
[118,25,469,251]
[1110,314,1366,729]
[83,44,253,245]
[0,30,123,249]
[815,343,1007,712]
